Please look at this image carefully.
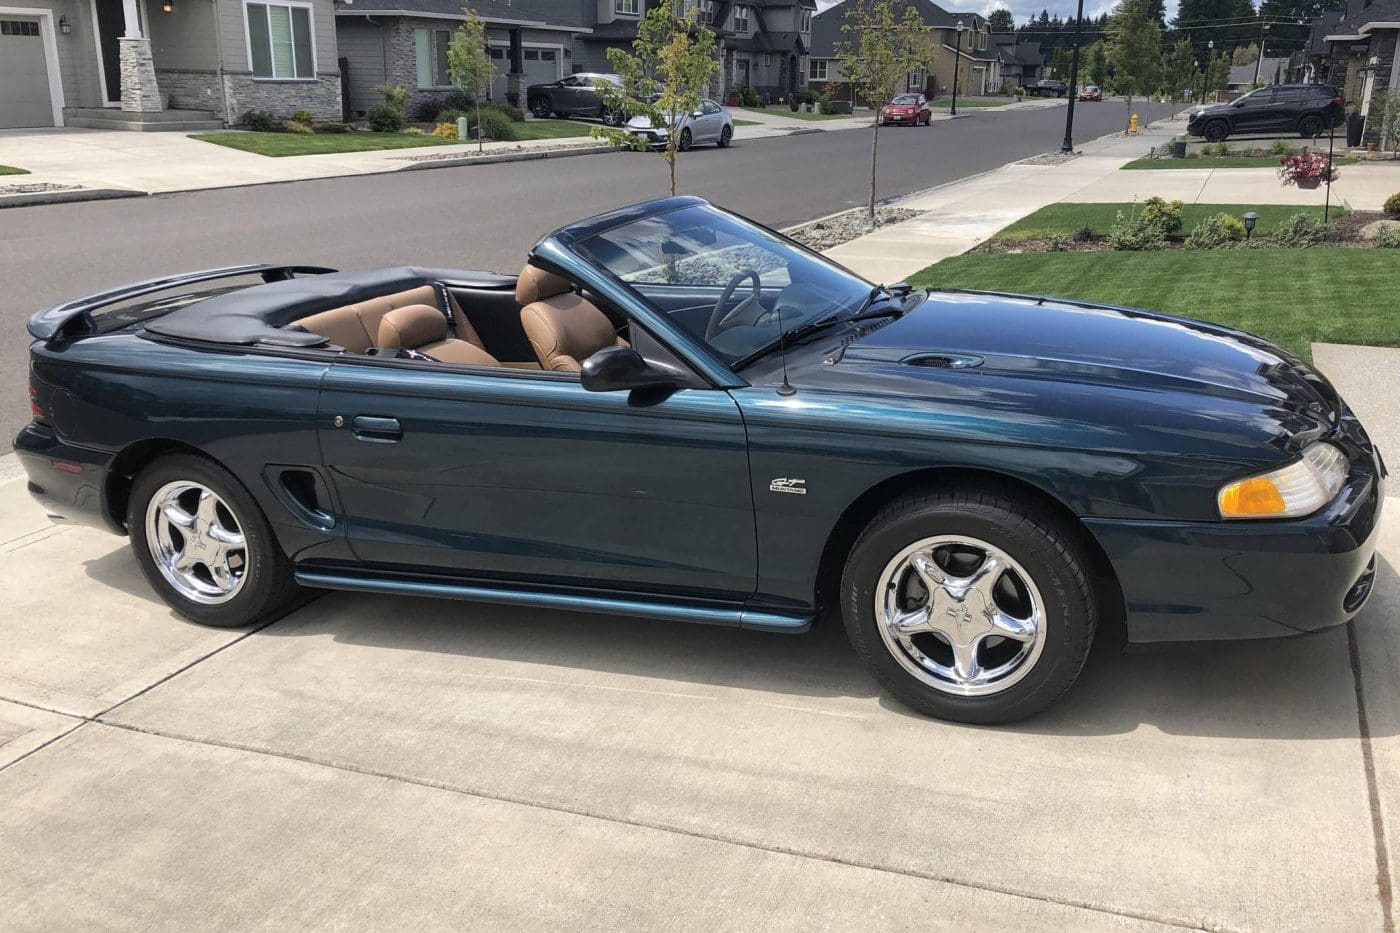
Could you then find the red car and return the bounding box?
[881,93,931,126]
[1077,85,1102,102]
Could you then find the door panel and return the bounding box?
[317,363,757,600]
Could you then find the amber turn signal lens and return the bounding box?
[1217,476,1287,516]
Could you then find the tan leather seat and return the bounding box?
[296,285,490,356]
[517,264,628,373]
[376,304,498,365]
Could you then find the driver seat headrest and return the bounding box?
[516,263,573,305]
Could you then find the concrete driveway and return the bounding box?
[1,356,1396,930]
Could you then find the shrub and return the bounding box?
[285,120,314,134]
[1140,196,1184,235]
[289,109,314,126]
[241,109,277,132]
[443,89,475,112]
[1384,192,1400,217]
[411,98,445,123]
[1184,214,1237,250]
[505,88,520,108]
[403,126,425,135]
[366,103,405,132]
[437,109,465,124]
[431,121,460,138]
[1106,210,1168,251]
[1269,139,1297,156]
[1216,212,1247,240]
[1376,224,1400,248]
[485,102,524,122]
[316,121,349,134]
[374,82,410,115]
[1044,234,1071,252]
[467,107,515,141]
[1271,212,1327,248]
[1071,224,1095,243]
[1205,141,1231,157]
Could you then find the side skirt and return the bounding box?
[293,570,813,634]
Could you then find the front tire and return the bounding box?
[128,453,301,628]
[678,128,693,151]
[1203,119,1229,142]
[718,125,732,147]
[529,97,552,119]
[602,107,625,127]
[1298,114,1325,137]
[840,486,1097,724]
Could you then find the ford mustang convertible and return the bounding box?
[17,197,1384,723]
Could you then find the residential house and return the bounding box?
[1299,9,1342,84]
[991,32,1044,88]
[1226,56,1291,91]
[0,0,341,128]
[808,0,1000,105]
[335,0,590,118]
[1319,0,1400,143]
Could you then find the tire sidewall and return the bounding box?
[679,129,692,151]
[127,454,294,628]
[842,495,1094,723]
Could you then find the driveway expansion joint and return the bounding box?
[1348,620,1397,933]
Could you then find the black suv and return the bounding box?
[1187,84,1345,141]
[526,73,627,125]
[1023,79,1067,97]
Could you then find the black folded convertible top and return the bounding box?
[144,265,516,347]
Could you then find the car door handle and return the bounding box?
[350,416,402,443]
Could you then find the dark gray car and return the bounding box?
[527,73,627,125]
[1187,84,1345,142]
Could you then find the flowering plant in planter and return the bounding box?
[1278,150,1339,187]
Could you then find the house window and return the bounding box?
[699,0,715,24]
[764,54,770,67]
[0,19,41,36]
[799,9,811,32]
[246,2,314,79]
[732,4,748,32]
[414,28,453,88]
[809,59,827,80]
[616,0,639,14]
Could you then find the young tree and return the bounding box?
[835,0,934,219]
[1376,90,1400,155]
[1204,49,1231,101]
[1107,0,1163,133]
[987,6,1014,32]
[1232,41,1259,66]
[446,9,497,153]
[590,0,718,196]
[1162,37,1195,113]
[1086,41,1108,87]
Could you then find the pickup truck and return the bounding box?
[1022,79,1067,98]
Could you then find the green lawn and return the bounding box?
[732,118,762,126]
[994,202,1343,241]
[909,249,1400,360]
[929,98,1007,108]
[0,165,29,175]
[509,119,594,140]
[738,107,848,121]
[190,131,454,156]
[1123,155,1358,170]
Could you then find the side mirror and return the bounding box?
[692,110,705,118]
[580,346,685,393]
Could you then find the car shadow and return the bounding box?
[82,546,1396,741]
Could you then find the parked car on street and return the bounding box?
[625,99,734,150]
[17,197,1384,724]
[1077,85,1102,102]
[1023,79,1067,97]
[1186,83,1345,141]
[881,93,932,126]
[527,73,627,125]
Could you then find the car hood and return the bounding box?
[819,290,1339,432]
[1189,103,1233,119]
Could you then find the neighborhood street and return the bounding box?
[0,101,1173,451]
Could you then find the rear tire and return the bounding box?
[1298,114,1325,138]
[1203,119,1229,142]
[529,97,552,119]
[602,107,625,127]
[128,453,301,628]
[840,486,1097,724]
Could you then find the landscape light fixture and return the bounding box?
[163,0,173,12]
[1242,211,1259,240]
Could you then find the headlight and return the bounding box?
[1217,442,1348,519]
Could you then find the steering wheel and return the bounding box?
[705,270,763,341]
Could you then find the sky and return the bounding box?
[813,0,1177,25]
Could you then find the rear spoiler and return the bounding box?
[26,264,337,341]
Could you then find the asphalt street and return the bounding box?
[0,101,1175,451]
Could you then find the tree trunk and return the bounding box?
[475,97,483,153]
[868,120,879,220]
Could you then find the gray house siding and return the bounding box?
[0,0,105,112]
[337,15,387,116]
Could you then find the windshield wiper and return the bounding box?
[733,286,906,369]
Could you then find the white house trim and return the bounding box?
[335,8,593,32]
[0,5,66,125]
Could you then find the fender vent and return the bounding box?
[904,353,984,370]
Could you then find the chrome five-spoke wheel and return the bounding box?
[876,535,1045,697]
[145,481,249,605]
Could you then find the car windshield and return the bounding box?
[572,204,873,366]
[891,95,919,105]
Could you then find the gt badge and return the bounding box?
[769,477,807,495]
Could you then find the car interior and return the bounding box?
[290,262,633,374]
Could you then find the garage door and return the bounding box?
[488,47,560,101]
[0,16,55,128]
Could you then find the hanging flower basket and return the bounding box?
[1278,151,1338,187]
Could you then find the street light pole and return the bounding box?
[950,20,964,117]
[1253,20,1269,87]
[1204,39,1214,104]
[1060,0,1085,152]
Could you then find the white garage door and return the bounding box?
[0,16,55,128]
[488,46,560,101]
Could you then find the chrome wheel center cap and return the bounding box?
[934,586,992,645]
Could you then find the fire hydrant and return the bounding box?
[1129,113,1140,135]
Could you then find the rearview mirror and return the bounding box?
[580,346,686,392]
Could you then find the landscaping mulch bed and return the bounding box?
[397,140,609,162]
[786,207,922,251]
[1018,151,1082,166]
[0,182,81,195]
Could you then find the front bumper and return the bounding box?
[627,128,668,148]
[13,423,122,534]
[1086,438,1385,643]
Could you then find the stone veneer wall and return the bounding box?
[118,38,164,112]
[1362,32,1396,144]
[220,72,343,124]
[154,70,224,112]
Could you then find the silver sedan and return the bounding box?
[626,99,734,150]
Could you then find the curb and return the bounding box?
[0,187,146,211]
[396,142,616,171]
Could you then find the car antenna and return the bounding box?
[774,302,796,397]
